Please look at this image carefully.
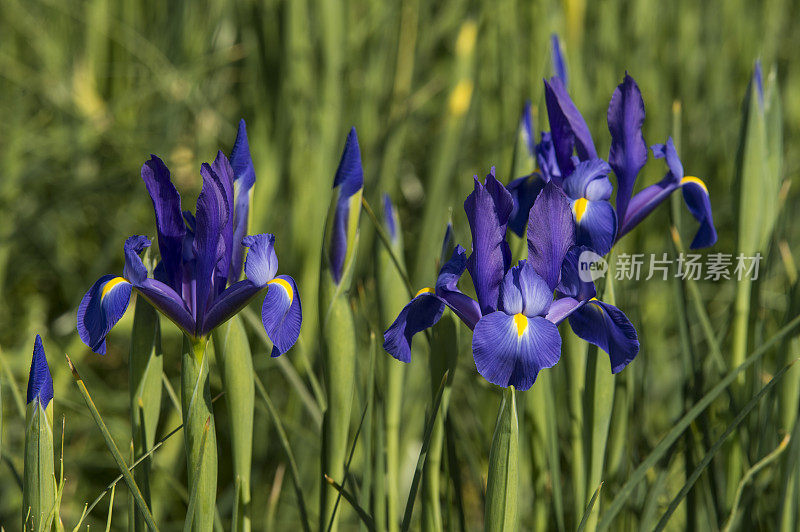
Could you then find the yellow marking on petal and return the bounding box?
[573,197,589,223]
[513,313,528,338]
[268,278,294,304]
[101,277,128,301]
[680,176,708,194]
[415,287,433,298]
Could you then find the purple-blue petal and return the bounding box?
[140,155,186,291]
[383,193,398,242]
[201,280,262,336]
[193,162,230,320]
[617,176,679,239]
[608,74,647,223]
[507,173,545,237]
[545,296,586,325]
[543,76,597,176]
[262,275,302,357]
[123,235,151,284]
[435,245,482,329]
[551,34,568,87]
[211,151,236,293]
[472,312,561,391]
[27,335,54,408]
[134,278,196,336]
[464,171,514,314]
[682,181,718,248]
[556,246,598,301]
[574,199,617,256]
[230,119,257,283]
[77,274,133,355]
[561,159,613,201]
[527,182,575,290]
[243,233,278,286]
[383,293,445,363]
[329,127,364,284]
[568,300,639,373]
[536,131,562,185]
[651,138,684,181]
[499,260,552,317]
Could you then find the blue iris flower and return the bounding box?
[77,120,302,357]
[384,174,638,390]
[27,335,54,409]
[507,73,717,254]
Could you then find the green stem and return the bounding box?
[485,387,519,532]
[421,315,458,532]
[129,296,163,532]
[181,336,217,532]
[320,288,357,532]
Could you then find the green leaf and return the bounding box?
[401,371,450,532]
[597,313,800,530]
[213,316,254,532]
[23,401,55,532]
[183,417,211,532]
[65,355,159,532]
[254,374,312,532]
[577,483,603,532]
[654,361,794,531]
[128,295,163,532]
[484,387,519,532]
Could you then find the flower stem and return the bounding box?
[485,387,519,532]
[181,336,217,531]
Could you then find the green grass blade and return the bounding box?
[484,387,519,532]
[723,433,790,532]
[654,361,795,531]
[597,313,800,530]
[65,354,159,532]
[327,400,370,532]
[577,483,603,532]
[324,475,377,531]
[400,370,449,532]
[105,484,116,532]
[253,374,312,532]
[183,417,211,532]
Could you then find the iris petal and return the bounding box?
[507,173,545,237]
[201,279,262,336]
[211,151,235,292]
[435,245,481,329]
[562,159,612,200]
[262,275,302,357]
[472,312,561,391]
[608,74,648,222]
[557,246,598,301]
[383,293,445,363]
[543,76,597,176]
[464,171,514,314]
[77,274,133,355]
[27,335,54,408]
[140,155,186,291]
[194,162,230,318]
[681,179,718,248]
[568,300,639,373]
[527,182,575,290]
[328,127,364,284]
[500,261,552,317]
[230,120,257,283]
[243,234,278,286]
[575,200,617,256]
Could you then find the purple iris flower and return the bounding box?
[325,127,364,285]
[507,73,717,253]
[27,335,54,409]
[77,120,302,357]
[384,176,639,390]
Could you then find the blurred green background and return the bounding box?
[1,0,799,529]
